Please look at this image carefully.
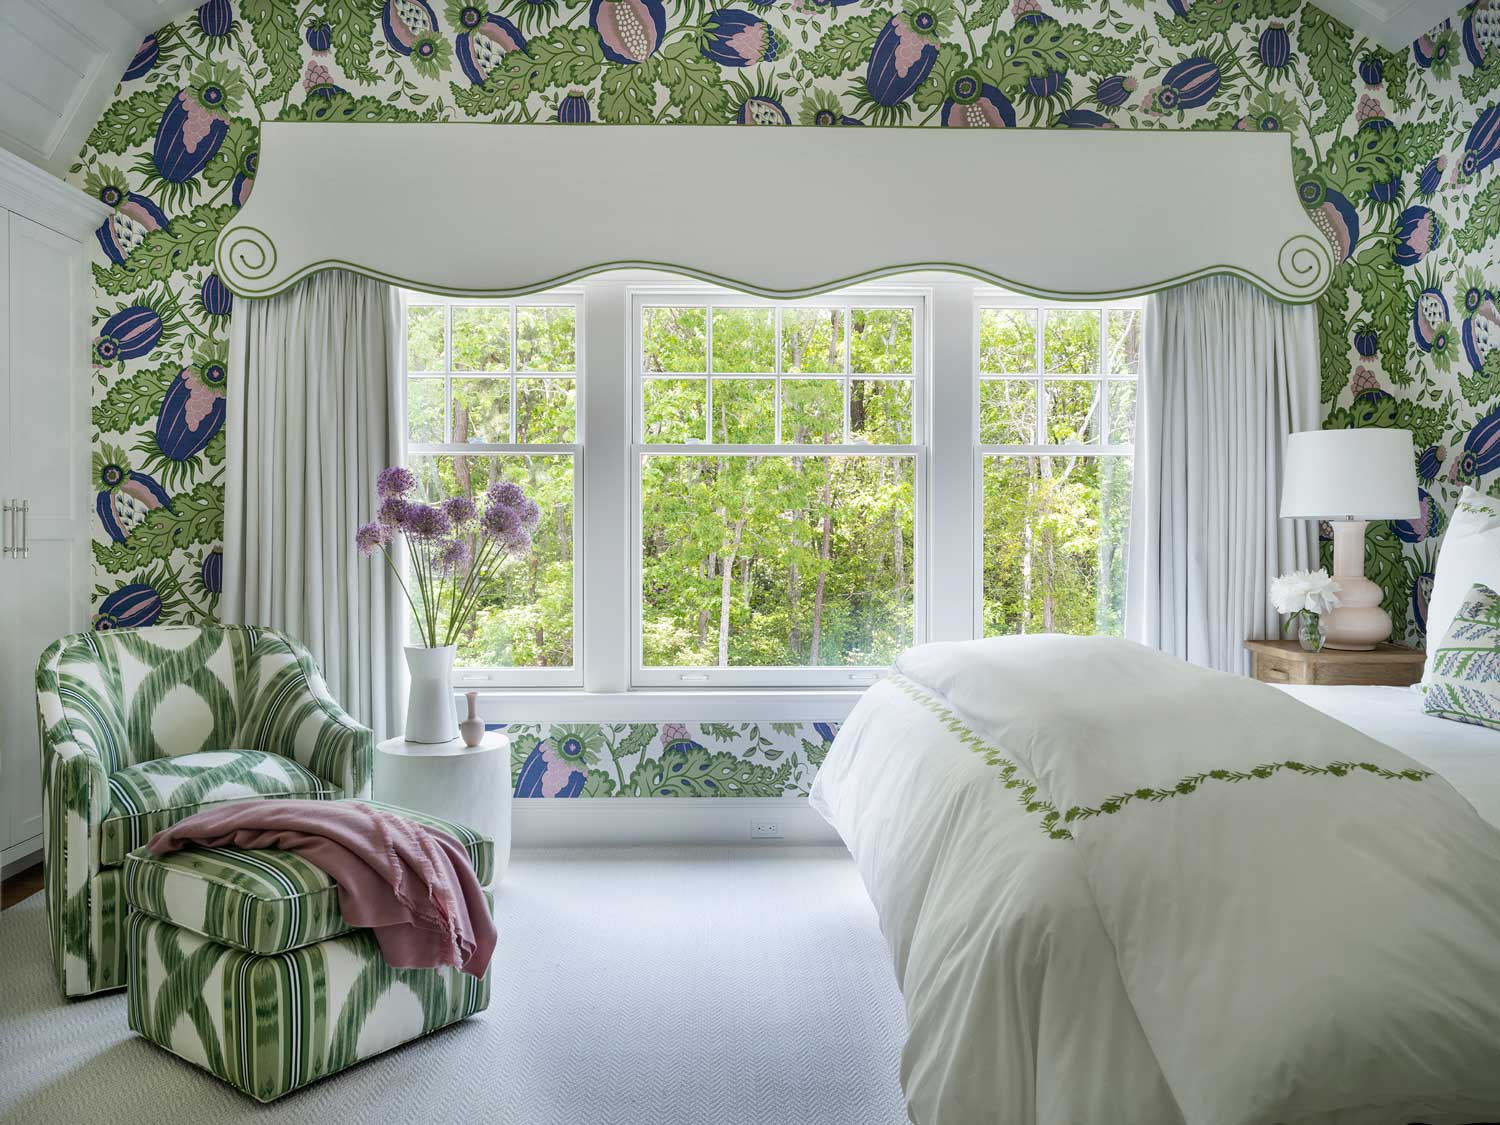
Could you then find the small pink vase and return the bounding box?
[459,690,485,748]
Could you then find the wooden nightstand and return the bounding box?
[1243,640,1425,687]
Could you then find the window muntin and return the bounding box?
[977,302,1139,640]
[402,292,581,684]
[633,291,923,686]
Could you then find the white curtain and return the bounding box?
[223,270,404,738]
[1126,276,1319,674]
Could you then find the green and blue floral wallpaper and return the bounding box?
[498,720,836,796]
[63,0,1500,793]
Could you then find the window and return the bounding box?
[402,292,580,685]
[391,277,1142,698]
[632,292,923,686]
[976,301,1139,638]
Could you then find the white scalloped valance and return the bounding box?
[216,123,1332,304]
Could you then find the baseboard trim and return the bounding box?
[511,797,843,847]
[2,840,42,879]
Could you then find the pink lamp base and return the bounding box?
[1323,520,1391,650]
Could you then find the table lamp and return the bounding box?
[1280,428,1419,650]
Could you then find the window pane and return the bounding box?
[640,455,915,667]
[643,307,707,373]
[851,308,913,374]
[850,379,912,443]
[452,306,510,372]
[517,306,576,372]
[1043,309,1101,375]
[979,308,1036,374]
[782,378,844,443]
[980,378,1038,445]
[406,306,444,373]
[781,308,845,374]
[643,377,707,443]
[1107,309,1141,375]
[982,455,1130,638]
[1046,379,1099,444]
[713,378,776,443]
[712,308,775,373]
[452,377,509,443]
[516,377,576,443]
[1108,380,1136,445]
[407,378,445,443]
[409,454,574,668]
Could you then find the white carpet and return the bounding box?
[0,848,909,1125]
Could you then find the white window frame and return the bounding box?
[971,291,1143,639]
[392,275,1143,705]
[628,285,929,688]
[400,288,584,688]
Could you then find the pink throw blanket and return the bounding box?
[148,800,496,976]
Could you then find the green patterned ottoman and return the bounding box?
[122,800,493,1102]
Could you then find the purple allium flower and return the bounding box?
[505,528,533,552]
[378,496,413,529]
[377,465,418,498]
[405,503,452,539]
[519,498,541,529]
[443,495,478,524]
[432,537,474,575]
[356,522,388,557]
[481,503,520,540]
[487,480,526,509]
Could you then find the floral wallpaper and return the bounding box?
[65,0,1500,661]
[494,720,837,796]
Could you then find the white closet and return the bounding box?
[0,149,104,875]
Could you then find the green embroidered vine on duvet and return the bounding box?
[890,675,1072,840]
[890,674,1433,842]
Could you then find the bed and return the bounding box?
[1275,682,1500,827]
[811,635,1500,1125]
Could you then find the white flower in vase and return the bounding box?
[1269,569,1342,652]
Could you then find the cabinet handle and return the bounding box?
[18,499,28,559]
[1,499,11,558]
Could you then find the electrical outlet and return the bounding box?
[751,817,783,839]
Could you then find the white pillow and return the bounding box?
[1423,486,1500,685]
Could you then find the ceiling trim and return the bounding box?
[0,144,109,238]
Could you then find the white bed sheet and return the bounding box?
[1277,683,1500,828]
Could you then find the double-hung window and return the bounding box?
[631,290,924,686]
[393,278,1141,699]
[976,299,1140,637]
[401,292,581,686]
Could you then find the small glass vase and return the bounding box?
[1295,613,1326,653]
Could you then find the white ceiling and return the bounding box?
[0,0,197,176]
[0,0,1464,179]
[1312,0,1463,52]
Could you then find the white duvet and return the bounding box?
[811,636,1500,1125]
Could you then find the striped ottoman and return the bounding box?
[122,800,493,1102]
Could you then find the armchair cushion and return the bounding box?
[101,751,334,866]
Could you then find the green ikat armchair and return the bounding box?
[35,624,372,998]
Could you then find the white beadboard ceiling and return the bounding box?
[0,0,1465,178]
[0,0,197,176]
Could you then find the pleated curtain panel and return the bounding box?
[223,270,405,739]
[1126,275,1319,674]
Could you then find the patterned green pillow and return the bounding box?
[1424,582,1500,730]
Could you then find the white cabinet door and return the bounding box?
[1,212,86,851]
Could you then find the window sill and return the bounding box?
[463,688,865,722]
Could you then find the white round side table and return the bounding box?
[374,731,511,885]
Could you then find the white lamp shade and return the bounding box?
[1280,428,1420,521]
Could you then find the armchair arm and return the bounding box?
[241,638,373,798]
[35,641,113,995]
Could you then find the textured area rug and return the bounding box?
[0,847,908,1124]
